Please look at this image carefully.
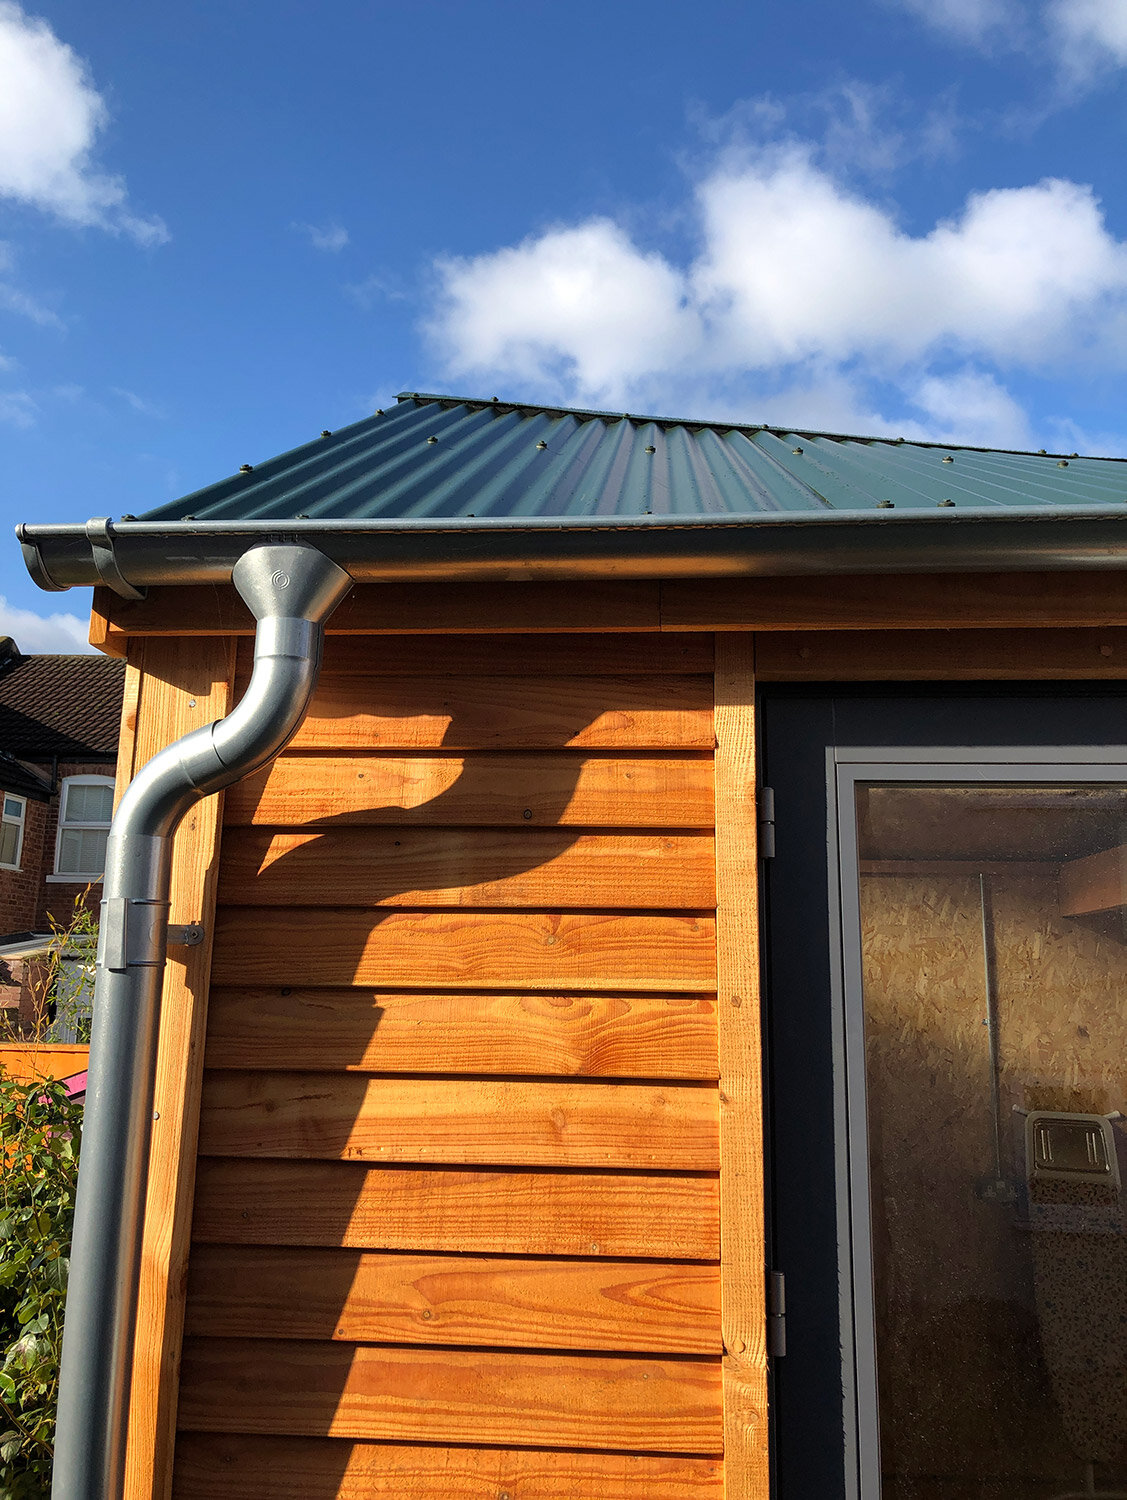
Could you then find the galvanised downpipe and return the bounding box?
[51,544,352,1500]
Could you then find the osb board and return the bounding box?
[859,870,1127,1490]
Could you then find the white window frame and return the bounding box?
[0,792,26,871]
[49,774,115,883]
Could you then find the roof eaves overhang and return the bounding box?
[18,509,1127,599]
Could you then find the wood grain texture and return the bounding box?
[277,674,714,751]
[176,1337,723,1453]
[713,635,769,1499]
[217,828,715,909]
[661,572,1127,631]
[123,637,236,1500]
[224,752,715,829]
[112,653,142,807]
[203,988,719,1079]
[196,1073,719,1171]
[184,1245,722,1353]
[287,632,716,677]
[1058,842,1127,915]
[96,572,1127,644]
[94,580,664,643]
[209,909,717,992]
[755,626,1127,681]
[192,1160,721,1260]
[173,1433,722,1500]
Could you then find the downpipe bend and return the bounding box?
[51,544,352,1500]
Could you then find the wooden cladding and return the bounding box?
[192,1159,720,1260]
[218,828,715,909]
[185,1245,721,1354]
[210,909,716,991]
[203,988,719,1078]
[197,1073,719,1170]
[177,1338,723,1452]
[261,674,714,751]
[173,1434,722,1500]
[174,633,731,1500]
[94,571,1127,654]
[225,752,715,829]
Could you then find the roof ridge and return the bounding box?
[394,391,1118,462]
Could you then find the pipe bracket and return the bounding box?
[167,923,204,948]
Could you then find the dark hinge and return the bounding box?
[758,786,776,860]
[767,1270,786,1357]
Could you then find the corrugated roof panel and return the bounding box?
[136,391,1127,525]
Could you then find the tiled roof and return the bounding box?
[0,654,124,758]
[136,391,1127,524]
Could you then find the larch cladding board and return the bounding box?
[174,632,743,1500]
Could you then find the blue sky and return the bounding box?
[3,0,1127,647]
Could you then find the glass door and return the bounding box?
[842,772,1127,1500]
[762,693,1127,1500]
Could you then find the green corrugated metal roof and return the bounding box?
[137,391,1127,525]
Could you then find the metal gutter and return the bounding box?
[50,543,352,1500]
[18,507,1127,595]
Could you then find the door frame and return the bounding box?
[760,685,1127,1500]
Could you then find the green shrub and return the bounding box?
[0,1072,82,1500]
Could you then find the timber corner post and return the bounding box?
[714,634,770,1495]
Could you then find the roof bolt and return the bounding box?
[1071,452,1079,458]
[942,455,954,463]
[375,408,384,416]
[536,439,548,449]
[645,444,656,454]
[492,395,500,402]
[240,464,253,473]
[320,429,332,438]
[294,513,309,519]
[938,498,955,507]
[877,499,895,508]
[1039,449,1048,455]
[427,435,438,444]
[1058,459,1069,467]
[792,447,803,455]
[181,514,195,521]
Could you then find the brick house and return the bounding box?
[0,636,123,1033]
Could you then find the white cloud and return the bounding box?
[907,370,1033,447]
[0,240,63,328]
[1049,0,1127,72]
[0,390,36,426]
[890,0,1020,43]
[893,0,1127,80]
[295,221,349,253]
[0,1,166,242]
[0,594,93,653]
[427,144,1127,442]
[112,387,165,418]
